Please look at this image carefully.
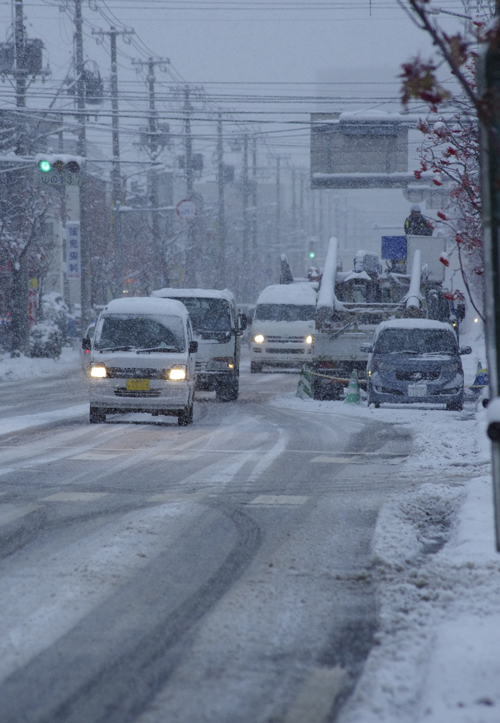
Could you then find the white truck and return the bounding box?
[151,288,246,402]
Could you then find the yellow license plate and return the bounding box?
[126,378,150,391]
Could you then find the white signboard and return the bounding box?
[176,199,198,222]
[66,222,81,279]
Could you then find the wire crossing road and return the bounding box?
[0,362,411,723]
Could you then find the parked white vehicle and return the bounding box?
[151,288,245,402]
[83,297,197,425]
[250,283,317,372]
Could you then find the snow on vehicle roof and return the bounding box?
[256,283,317,306]
[152,287,235,304]
[374,318,457,339]
[101,297,189,319]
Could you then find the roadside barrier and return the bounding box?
[296,365,313,399]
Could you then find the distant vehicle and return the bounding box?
[250,282,316,373]
[84,297,197,425]
[363,318,471,410]
[151,288,246,402]
[80,322,95,372]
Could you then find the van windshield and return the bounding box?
[254,304,316,322]
[375,327,457,355]
[169,297,232,334]
[96,314,185,352]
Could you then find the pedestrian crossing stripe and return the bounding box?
[311,456,353,464]
[41,492,108,502]
[248,495,309,506]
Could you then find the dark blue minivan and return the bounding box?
[362,319,472,411]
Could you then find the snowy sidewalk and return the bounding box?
[272,394,500,723]
[0,346,80,384]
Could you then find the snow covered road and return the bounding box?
[0,359,416,723]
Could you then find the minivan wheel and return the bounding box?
[446,400,463,411]
[178,404,194,426]
[250,362,262,373]
[90,406,106,424]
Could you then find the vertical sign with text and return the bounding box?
[66,222,81,279]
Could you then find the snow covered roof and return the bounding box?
[152,287,235,304]
[374,318,457,339]
[101,297,189,319]
[256,283,317,306]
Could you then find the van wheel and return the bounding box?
[90,406,106,424]
[178,404,194,426]
[251,362,262,373]
[446,400,463,411]
[216,379,239,402]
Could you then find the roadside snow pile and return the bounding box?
[0,345,79,383]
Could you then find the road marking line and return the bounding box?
[69,453,121,460]
[41,492,108,502]
[284,666,345,723]
[311,455,353,464]
[153,453,201,461]
[0,504,39,526]
[248,495,308,506]
[147,492,207,502]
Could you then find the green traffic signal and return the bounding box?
[39,160,51,173]
[309,251,316,259]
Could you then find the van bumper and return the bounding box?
[90,379,193,412]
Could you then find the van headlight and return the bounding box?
[305,335,313,344]
[90,364,107,378]
[254,334,265,344]
[168,365,187,381]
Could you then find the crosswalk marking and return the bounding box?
[147,492,206,502]
[153,453,201,461]
[41,492,108,502]
[248,495,309,506]
[69,453,121,461]
[311,456,353,464]
[0,504,38,526]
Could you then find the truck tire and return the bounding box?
[216,378,239,402]
[90,406,106,424]
[178,404,194,426]
[251,362,262,374]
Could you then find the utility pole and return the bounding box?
[217,112,226,288]
[93,27,134,298]
[132,56,169,289]
[73,0,92,330]
[276,155,281,254]
[291,166,297,270]
[242,133,250,300]
[183,85,196,286]
[251,134,258,294]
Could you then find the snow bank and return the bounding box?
[0,345,79,383]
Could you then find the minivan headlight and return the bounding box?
[90,364,107,378]
[254,334,265,344]
[168,365,187,381]
[305,335,313,344]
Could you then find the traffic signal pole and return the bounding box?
[74,0,91,331]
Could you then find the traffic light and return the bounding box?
[308,240,316,259]
[35,154,82,185]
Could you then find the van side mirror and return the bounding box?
[360,343,373,353]
[460,345,472,355]
[189,340,198,354]
[239,313,248,331]
[82,337,91,351]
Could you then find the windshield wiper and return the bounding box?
[136,346,178,353]
[98,345,137,352]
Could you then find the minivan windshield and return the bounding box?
[254,304,316,322]
[96,314,185,352]
[169,298,231,334]
[375,327,457,355]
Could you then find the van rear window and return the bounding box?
[254,304,316,322]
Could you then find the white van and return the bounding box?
[250,283,317,372]
[151,288,246,402]
[84,297,197,425]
